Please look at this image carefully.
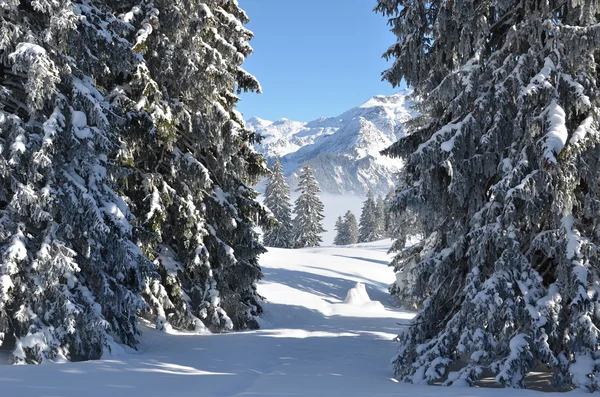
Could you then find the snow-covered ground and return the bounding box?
[0,241,583,396]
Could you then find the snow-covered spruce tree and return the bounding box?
[117,1,270,332]
[386,169,425,309]
[0,1,152,363]
[383,190,395,236]
[377,0,600,389]
[333,216,346,245]
[358,191,379,243]
[293,165,325,248]
[343,210,359,245]
[376,194,387,238]
[263,158,293,248]
[335,210,359,246]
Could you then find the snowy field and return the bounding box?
[0,241,585,396]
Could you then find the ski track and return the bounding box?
[0,241,585,396]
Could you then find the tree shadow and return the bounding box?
[261,267,393,306]
[331,254,390,266]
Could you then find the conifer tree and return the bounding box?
[344,210,359,245]
[293,166,325,248]
[0,0,268,365]
[378,0,600,389]
[383,190,396,236]
[335,211,359,246]
[0,0,152,363]
[358,191,379,243]
[333,216,345,245]
[263,158,293,248]
[376,195,387,238]
[118,0,269,332]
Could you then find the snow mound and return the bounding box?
[338,282,385,313]
[344,282,372,305]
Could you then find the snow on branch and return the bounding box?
[415,113,473,155]
[542,101,568,165]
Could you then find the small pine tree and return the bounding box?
[293,166,325,248]
[343,210,359,245]
[358,191,379,243]
[263,158,294,248]
[333,216,346,245]
[376,195,387,238]
[383,190,395,236]
[335,211,360,246]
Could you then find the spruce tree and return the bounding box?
[293,165,325,248]
[378,0,600,389]
[0,0,267,365]
[376,195,387,238]
[0,1,151,363]
[358,191,379,243]
[263,158,293,248]
[344,210,359,245]
[335,211,359,246]
[383,190,396,236]
[333,216,346,246]
[118,1,269,332]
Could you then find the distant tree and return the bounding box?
[383,190,395,236]
[293,166,326,248]
[343,211,359,245]
[335,211,361,246]
[263,158,294,248]
[358,191,379,242]
[376,195,387,238]
[333,216,346,245]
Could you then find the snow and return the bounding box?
[0,275,14,298]
[72,111,87,128]
[562,214,582,260]
[569,353,596,389]
[10,134,26,155]
[416,114,472,155]
[145,186,162,221]
[250,91,418,196]
[0,241,587,395]
[121,6,142,23]
[4,231,27,262]
[344,282,374,304]
[569,116,594,145]
[8,42,46,58]
[523,58,555,95]
[542,101,568,164]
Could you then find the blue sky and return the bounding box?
[237,0,404,122]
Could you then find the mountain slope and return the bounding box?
[248,90,418,195]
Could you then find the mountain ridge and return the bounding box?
[248,90,418,195]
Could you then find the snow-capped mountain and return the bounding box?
[247,90,418,195]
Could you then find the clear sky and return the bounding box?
[237,0,404,122]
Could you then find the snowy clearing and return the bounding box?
[0,240,584,396]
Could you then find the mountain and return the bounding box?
[247,90,418,195]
